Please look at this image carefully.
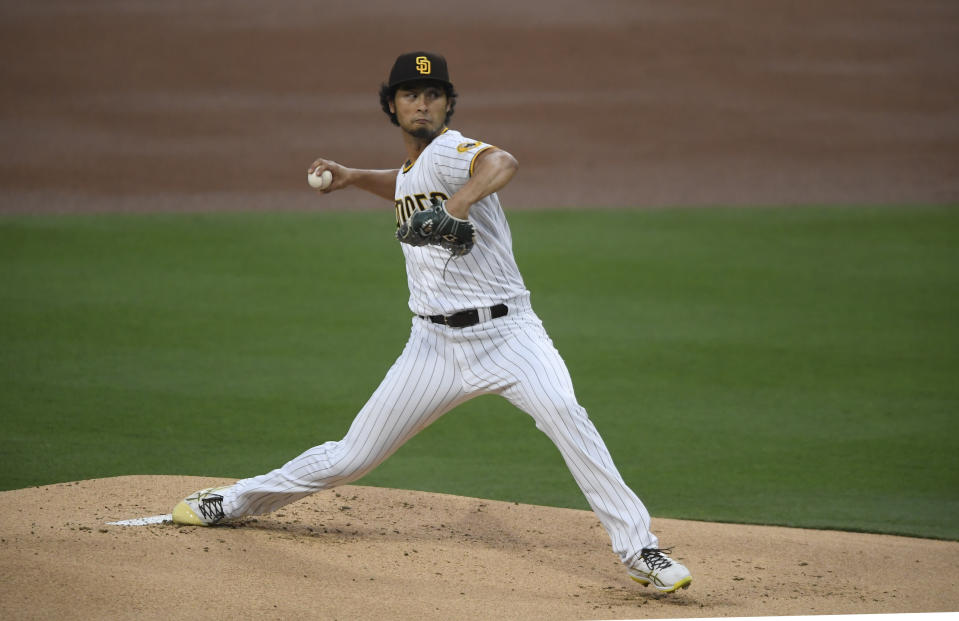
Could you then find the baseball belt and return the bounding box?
[419,304,508,328]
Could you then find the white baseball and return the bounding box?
[308,169,333,190]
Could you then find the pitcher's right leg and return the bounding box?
[173,320,466,523]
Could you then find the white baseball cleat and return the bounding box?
[627,548,692,593]
[172,486,231,526]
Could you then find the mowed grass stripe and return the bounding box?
[1,206,956,539]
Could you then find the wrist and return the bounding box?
[444,198,470,220]
[340,167,357,187]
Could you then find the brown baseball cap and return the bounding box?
[388,51,453,89]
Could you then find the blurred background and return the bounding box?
[1,0,957,213]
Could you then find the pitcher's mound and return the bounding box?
[1,476,956,620]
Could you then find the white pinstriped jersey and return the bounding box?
[393,128,528,316]
[221,127,663,574]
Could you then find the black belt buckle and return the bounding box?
[445,309,479,328]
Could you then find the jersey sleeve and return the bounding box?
[432,134,495,190]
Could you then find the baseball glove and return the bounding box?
[396,198,476,256]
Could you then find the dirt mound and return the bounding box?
[1,476,956,620]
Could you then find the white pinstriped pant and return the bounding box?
[224,296,658,565]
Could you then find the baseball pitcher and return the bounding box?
[172,51,692,593]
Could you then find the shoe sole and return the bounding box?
[629,574,692,593]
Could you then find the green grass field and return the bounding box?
[2,206,957,540]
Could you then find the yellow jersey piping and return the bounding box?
[469,145,496,177]
[401,127,450,174]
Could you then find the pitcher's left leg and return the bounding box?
[476,312,657,565]
[482,313,692,590]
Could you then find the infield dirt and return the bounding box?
[1,1,958,619]
[2,476,958,620]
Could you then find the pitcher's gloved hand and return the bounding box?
[396,198,476,256]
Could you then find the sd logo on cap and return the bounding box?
[415,56,431,75]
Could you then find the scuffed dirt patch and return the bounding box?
[1,476,956,620]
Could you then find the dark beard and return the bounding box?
[408,125,441,141]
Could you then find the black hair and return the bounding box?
[378,81,458,127]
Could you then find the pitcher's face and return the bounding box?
[391,82,451,140]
